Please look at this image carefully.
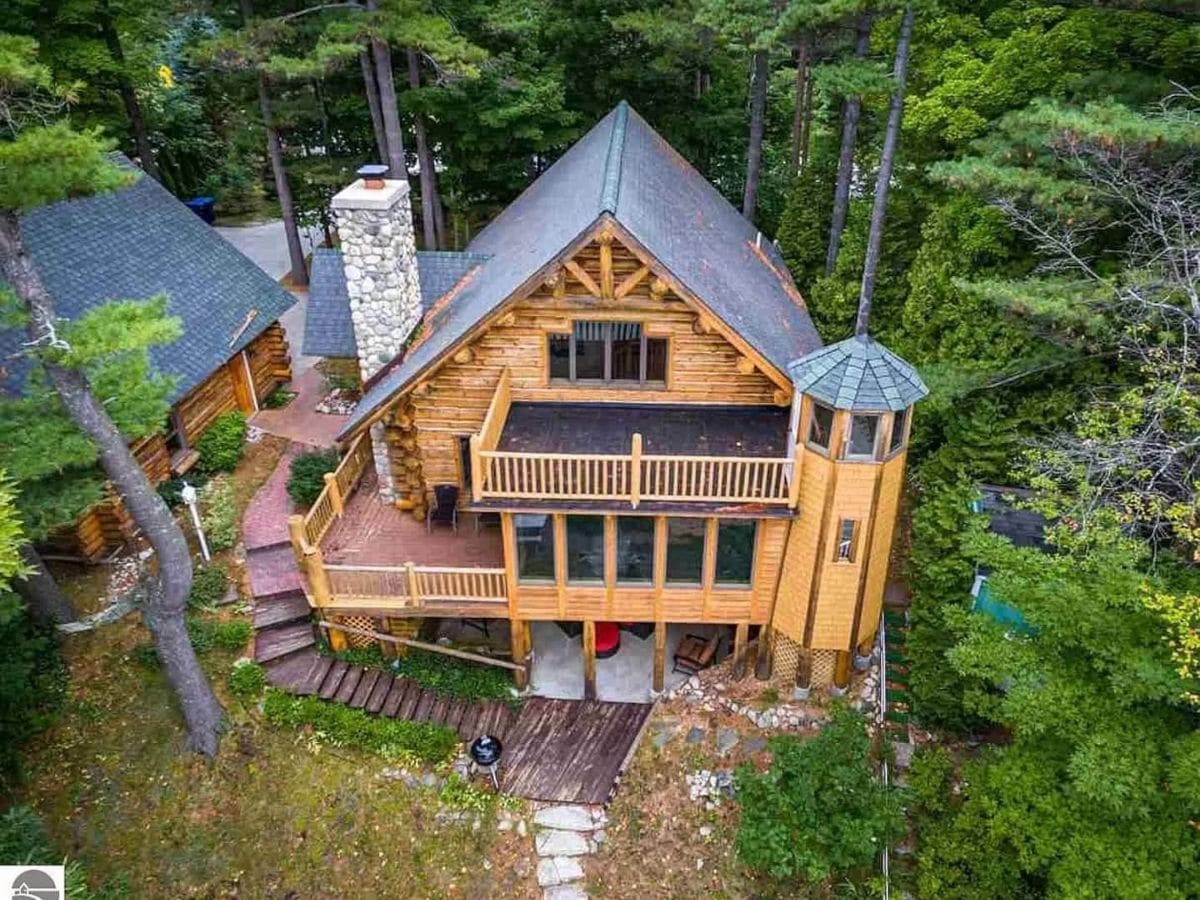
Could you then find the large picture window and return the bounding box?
[714,520,756,586]
[616,517,654,584]
[515,514,554,583]
[665,517,706,585]
[566,515,605,583]
[547,321,667,385]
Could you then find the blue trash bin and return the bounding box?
[184,196,216,225]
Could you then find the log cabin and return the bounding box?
[296,102,926,697]
[0,158,296,558]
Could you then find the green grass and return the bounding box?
[18,620,533,898]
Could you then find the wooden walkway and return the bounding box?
[501,698,653,804]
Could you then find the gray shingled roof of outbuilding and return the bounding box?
[303,248,490,359]
[0,161,296,402]
[337,101,823,439]
[787,335,928,412]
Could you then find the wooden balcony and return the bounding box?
[288,441,509,618]
[470,369,799,509]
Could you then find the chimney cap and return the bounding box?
[357,164,389,179]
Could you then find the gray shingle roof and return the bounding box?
[1,162,296,402]
[787,335,928,412]
[337,101,823,439]
[303,248,489,358]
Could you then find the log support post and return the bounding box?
[582,619,597,700]
[833,649,852,691]
[630,432,643,508]
[405,561,421,608]
[470,434,486,502]
[732,622,749,681]
[755,627,773,681]
[288,514,307,563]
[324,472,343,516]
[652,620,667,694]
[510,618,529,690]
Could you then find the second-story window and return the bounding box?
[807,403,835,452]
[548,321,667,386]
[845,414,881,459]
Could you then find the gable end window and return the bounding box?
[547,321,667,386]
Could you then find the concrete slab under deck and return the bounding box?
[529,621,728,703]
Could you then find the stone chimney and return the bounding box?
[332,164,423,502]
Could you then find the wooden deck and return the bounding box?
[323,472,505,567]
[500,697,653,804]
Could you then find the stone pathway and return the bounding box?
[531,803,606,899]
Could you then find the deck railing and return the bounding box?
[468,370,799,508]
[293,433,371,552]
[321,563,508,609]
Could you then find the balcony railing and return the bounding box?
[470,369,799,508]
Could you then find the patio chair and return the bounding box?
[672,632,720,675]
[426,484,459,534]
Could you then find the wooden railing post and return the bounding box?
[305,547,332,607]
[787,459,802,509]
[288,514,308,563]
[630,432,643,508]
[324,471,344,516]
[405,561,421,608]
[469,434,484,502]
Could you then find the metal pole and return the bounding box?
[181,482,210,562]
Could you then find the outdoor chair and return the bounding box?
[672,632,720,675]
[426,484,459,534]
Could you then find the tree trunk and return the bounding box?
[798,61,814,173]
[742,50,769,221]
[255,73,308,286]
[789,36,810,176]
[0,212,224,756]
[856,5,914,338]
[825,12,872,275]
[431,167,447,249]
[407,49,442,249]
[359,50,389,164]
[365,1,407,179]
[98,2,159,182]
[13,544,75,627]
[240,0,307,286]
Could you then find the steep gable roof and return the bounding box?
[339,102,822,439]
[1,162,296,402]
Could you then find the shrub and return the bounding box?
[188,565,229,608]
[317,358,360,394]
[188,616,253,653]
[735,704,903,885]
[200,477,238,552]
[262,386,296,409]
[262,689,457,762]
[196,411,246,473]
[392,647,515,703]
[0,593,66,785]
[228,659,267,699]
[287,449,339,506]
[156,471,209,509]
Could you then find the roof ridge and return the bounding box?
[600,101,629,214]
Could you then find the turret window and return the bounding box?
[889,408,908,454]
[547,321,667,385]
[835,519,858,563]
[845,414,881,459]
[807,403,835,451]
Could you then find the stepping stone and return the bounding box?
[544,886,588,900]
[743,736,768,754]
[537,857,584,888]
[685,726,705,745]
[893,740,916,770]
[534,806,595,832]
[716,727,739,756]
[535,829,590,858]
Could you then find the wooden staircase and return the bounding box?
[247,542,515,743]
